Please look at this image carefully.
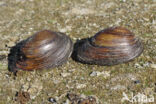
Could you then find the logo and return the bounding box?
[121,92,154,103]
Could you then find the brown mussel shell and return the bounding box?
[73,26,143,66]
[8,30,73,72]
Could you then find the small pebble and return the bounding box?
[134,80,141,84]
[59,28,67,33]
[90,71,97,77]
[67,93,98,104]
[70,7,95,15]
[61,72,70,77]
[76,84,86,89]
[153,39,156,42]
[151,64,156,69]
[48,97,57,103]
[0,1,6,7]
[134,63,143,68]
[90,71,110,78]
[110,85,126,90]
[143,62,150,67]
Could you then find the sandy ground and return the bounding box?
[0,0,156,103]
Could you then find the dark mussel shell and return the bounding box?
[8,30,73,72]
[73,26,143,66]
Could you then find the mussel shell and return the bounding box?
[12,30,73,71]
[75,27,143,65]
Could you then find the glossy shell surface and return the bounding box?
[75,27,143,65]
[15,30,73,71]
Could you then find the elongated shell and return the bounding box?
[11,30,73,71]
[75,27,143,65]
